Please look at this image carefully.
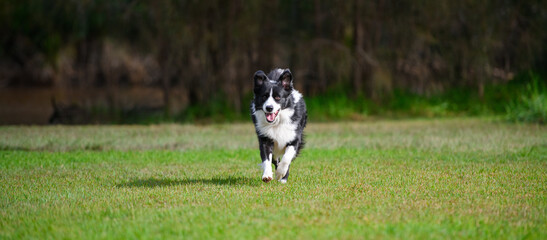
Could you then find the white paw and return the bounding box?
[275,162,289,180]
[261,159,273,183]
[262,175,273,183]
[262,167,273,183]
[262,170,273,182]
[278,179,287,184]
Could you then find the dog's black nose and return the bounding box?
[265,105,273,112]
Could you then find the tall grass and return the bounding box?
[305,72,546,121]
[79,72,546,124]
[505,72,546,124]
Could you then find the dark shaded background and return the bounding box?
[0,0,545,124]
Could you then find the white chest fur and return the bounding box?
[254,107,297,154]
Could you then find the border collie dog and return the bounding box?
[250,68,307,183]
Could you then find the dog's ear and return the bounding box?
[253,70,267,88]
[278,69,293,90]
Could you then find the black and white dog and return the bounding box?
[251,68,307,183]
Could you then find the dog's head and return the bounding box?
[253,68,294,124]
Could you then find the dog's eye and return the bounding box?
[262,95,268,100]
[274,96,281,101]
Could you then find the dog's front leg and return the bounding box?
[259,137,274,183]
[275,145,297,183]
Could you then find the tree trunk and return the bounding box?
[353,0,364,96]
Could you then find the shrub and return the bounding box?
[505,73,547,124]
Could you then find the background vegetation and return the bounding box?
[0,0,546,124]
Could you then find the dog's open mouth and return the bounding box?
[265,110,279,123]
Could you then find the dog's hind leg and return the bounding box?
[272,155,288,183]
[279,165,290,184]
[272,157,280,170]
[275,145,296,182]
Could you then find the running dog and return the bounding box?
[250,68,307,183]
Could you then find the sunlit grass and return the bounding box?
[1,119,546,239]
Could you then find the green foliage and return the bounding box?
[2,0,546,120]
[1,120,546,238]
[505,73,547,124]
[71,71,545,124]
[306,85,371,121]
[301,72,547,121]
[179,93,248,124]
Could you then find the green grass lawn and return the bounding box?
[1,118,546,239]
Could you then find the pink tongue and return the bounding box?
[266,113,276,122]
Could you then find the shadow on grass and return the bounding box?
[117,176,259,188]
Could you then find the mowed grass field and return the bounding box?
[0,118,546,239]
